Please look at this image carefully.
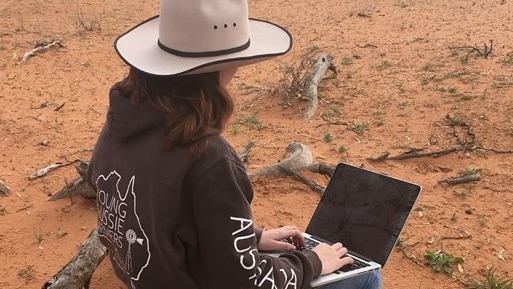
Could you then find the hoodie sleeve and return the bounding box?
[188,157,321,289]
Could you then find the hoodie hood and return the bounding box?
[106,85,165,141]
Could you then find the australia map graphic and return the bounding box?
[96,171,151,286]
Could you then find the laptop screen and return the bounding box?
[305,163,421,266]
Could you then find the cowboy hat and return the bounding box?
[114,0,292,76]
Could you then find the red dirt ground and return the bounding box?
[1,0,512,288]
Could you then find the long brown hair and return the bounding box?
[117,68,234,158]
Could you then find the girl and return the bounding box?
[87,0,381,288]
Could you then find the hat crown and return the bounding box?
[159,0,250,56]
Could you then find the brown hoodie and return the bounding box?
[87,85,321,289]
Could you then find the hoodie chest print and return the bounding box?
[96,171,151,285]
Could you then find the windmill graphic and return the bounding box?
[125,229,145,273]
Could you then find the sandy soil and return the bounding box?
[1,0,512,288]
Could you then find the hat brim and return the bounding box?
[115,16,292,76]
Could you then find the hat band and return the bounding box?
[158,39,251,58]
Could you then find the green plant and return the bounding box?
[421,63,435,72]
[320,107,342,120]
[0,205,6,215]
[460,167,482,177]
[395,0,412,8]
[338,145,347,153]
[341,57,353,66]
[374,60,393,71]
[500,52,513,66]
[468,268,513,289]
[451,213,458,222]
[17,265,35,281]
[348,122,369,134]
[424,250,464,274]
[477,213,488,227]
[229,124,240,135]
[242,114,262,131]
[75,9,101,32]
[454,189,470,198]
[375,119,385,127]
[323,133,333,143]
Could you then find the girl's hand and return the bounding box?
[312,242,353,275]
[257,226,305,251]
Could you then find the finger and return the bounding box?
[338,247,348,257]
[332,242,344,250]
[340,255,353,266]
[275,240,296,251]
[280,228,305,245]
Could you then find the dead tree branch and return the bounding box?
[18,39,65,64]
[302,53,336,119]
[438,173,481,185]
[385,114,513,161]
[278,166,325,195]
[49,161,95,200]
[249,142,313,177]
[42,228,107,289]
[448,40,493,60]
[249,142,335,194]
[237,141,254,163]
[388,146,464,160]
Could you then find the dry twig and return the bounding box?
[0,179,10,196]
[448,40,493,59]
[18,39,64,64]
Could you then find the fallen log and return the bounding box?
[42,228,107,289]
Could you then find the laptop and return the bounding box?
[272,162,422,287]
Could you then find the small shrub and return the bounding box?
[341,57,353,66]
[348,122,369,134]
[323,133,333,143]
[468,268,513,289]
[17,265,35,281]
[374,60,393,71]
[338,145,347,153]
[424,250,464,274]
[241,114,262,131]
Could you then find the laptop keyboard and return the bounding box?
[302,238,371,273]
